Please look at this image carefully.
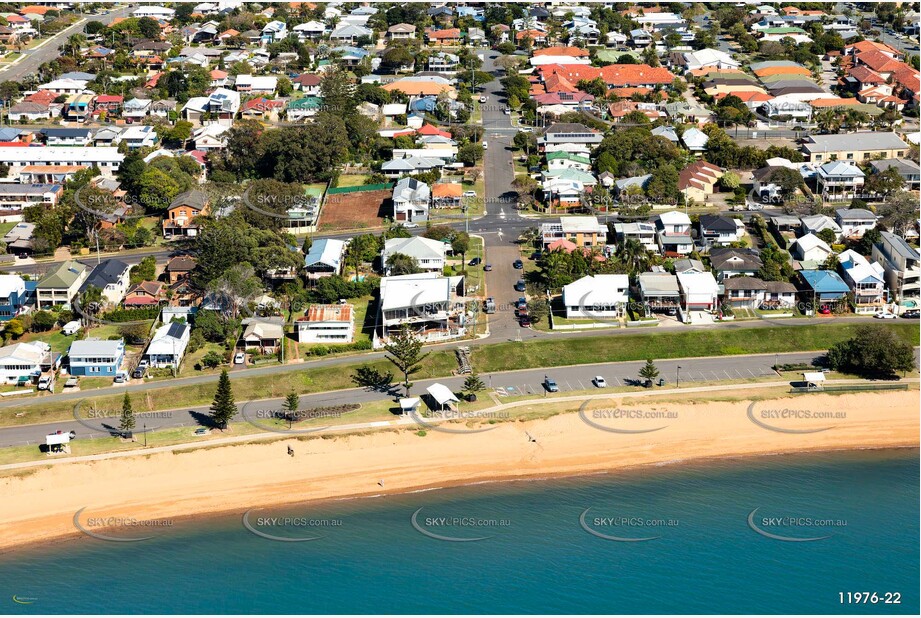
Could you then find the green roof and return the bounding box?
[547,151,591,165]
[288,96,323,110]
[37,260,86,289]
[304,186,325,197]
[761,27,806,34]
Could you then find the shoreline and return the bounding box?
[1,390,917,553]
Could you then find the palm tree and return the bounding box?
[620,239,649,276]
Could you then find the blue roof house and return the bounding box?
[799,269,851,302]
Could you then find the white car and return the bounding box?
[504,108,511,115]
[402,222,419,229]
[479,96,487,103]
[482,141,488,150]
[874,311,898,319]
[234,352,246,364]
[593,376,607,388]
[462,190,477,198]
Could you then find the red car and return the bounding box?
[819,306,832,315]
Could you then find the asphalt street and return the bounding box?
[1,350,825,448]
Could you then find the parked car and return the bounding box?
[114,371,128,384]
[874,311,898,319]
[402,222,419,229]
[504,108,511,115]
[484,297,496,314]
[593,376,607,388]
[517,297,527,308]
[901,310,920,319]
[194,427,209,436]
[519,316,531,327]
[469,257,482,266]
[37,376,53,391]
[482,141,488,150]
[478,95,487,103]
[64,377,79,389]
[462,190,477,198]
[234,352,246,364]
[513,259,523,269]
[543,375,559,392]
[514,280,526,292]
[819,306,832,315]
[484,263,492,271]
[132,360,149,379]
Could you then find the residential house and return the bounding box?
[381,237,447,275]
[8,102,52,122]
[118,125,158,150]
[0,341,52,384]
[709,248,763,281]
[329,24,372,45]
[638,272,681,314]
[873,231,920,301]
[816,162,865,201]
[381,156,444,177]
[79,259,131,305]
[3,222,34,255]
[613,221,657,252]
[790,233,833,263]
[233,75,278,94]
[677,272,720,314]
[0,275,31,321]
[144,322,191,369]
[191,123,230,150]
[124,281,164,308]
[239,320,283,354]
[540,216,607,248]
[835,208,877,240]
[869,159,920,191]
[165,255,196,284]
[799,269,851,306]
[722,276,797,309]
[431,183,462,209]
[428,52,460,73]
[41,128,91,147]
[387,23,416,40]
[378,272,466,344]
[655,210,693,256]
[0,183,62,215]
[838,249,886,313]
[35,260,87,308]
[539,123,603,148]
[800,214,842,241]
[123,97,152,121]
[698,214,744,247]
[261,20,287,44]
[67,339,125,377]
[801,132,909,163]
[292,73,322,95]
[681,127,709,153]
[163,190,209,237]
[561,274,629,319]
[296,304,355,344]
[303,238,346,280]
[392,178,430,223]
[293,21,328,40]
[679,160,722,203]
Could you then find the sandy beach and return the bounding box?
[1,389,917,551]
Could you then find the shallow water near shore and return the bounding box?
[2,448,917,614]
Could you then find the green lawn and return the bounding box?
[337,174,371,188]
[444,237,485,295]
[0,222,16,237]
[1,322,916,430]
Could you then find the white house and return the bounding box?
[391,177,430,223]
[835,208,877,240]
[790,233,833,263]
[144,321,191,369]
[873,231,920,301]
[234,74,278,94]
[0,341,50,383]
[677,272,720,314]
[838,249,887,312]
[381,236,447,274]
[655,210,693,255]
[562,274,630,319]
[378,272,466,344]
[133,6,175,19]
[296,304,355,343]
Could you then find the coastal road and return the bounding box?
[0,5,134,83]
[0,351,829,447]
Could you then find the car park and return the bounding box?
[593,376,607,388]
[543,376,559,392]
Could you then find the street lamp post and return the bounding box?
[143,423,147,447]
[676,365,682,388]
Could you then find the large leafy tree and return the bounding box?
[826,326,915,377]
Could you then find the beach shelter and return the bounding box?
[802,372,826,389]
[398,397,421,416]
[426,383,459,411]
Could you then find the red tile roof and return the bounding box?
[533,46,589,57]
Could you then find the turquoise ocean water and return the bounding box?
[1,449,917,614]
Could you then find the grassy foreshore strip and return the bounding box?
[1,323,916,429]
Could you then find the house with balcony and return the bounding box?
[612,221,657,252]
[562,274,629,319]
[79,259,131,305]
[67,339,125,377]
[638,272,681,315]
[816,161,865,201]
[296,304,355,344]
[872,231,920,301]
[838,249,886,313]
[163,190,209,238]
[801,132,909,163]
[709,248,763,282]
[655,210,693,256]
[392,178,430,223]
[800,214,842,241]
[677,272,720,315]
[540,216,607,248]
[144,322,190,369]
[36,260,87,309]
[721,276,797,309]
[869,158,920,192]
[304,238,346,280]
[0,275,31,321]
[0,341,52,384]
[378,273,466,345]
[428,52,460,73]
[799,269,851,307]
[698,214,744,248]
[381,237,447,275]
[835,208,877,240]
